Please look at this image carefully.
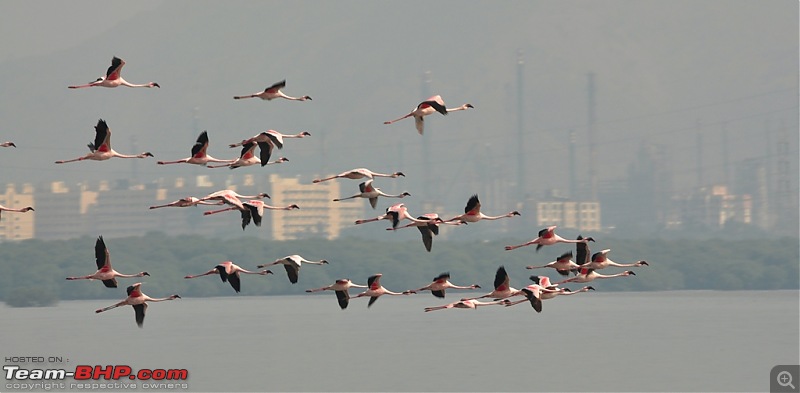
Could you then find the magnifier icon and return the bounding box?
[777,370,796,389]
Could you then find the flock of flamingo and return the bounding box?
[1,56,650,327]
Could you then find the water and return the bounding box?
[2,291,798,392]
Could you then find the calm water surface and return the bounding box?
[2,290,798,392]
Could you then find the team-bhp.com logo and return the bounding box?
[4,364,189,390]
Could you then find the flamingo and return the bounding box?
[203,200,300,230]
[305,279,368,310]
[350,273,413,308]
[504,276,593,308]
[157,131,233,166]
[424,298,508,312]
[68,57,159,89]
[385,213,461,252]
[196,189,270,212]
[148,196,224,210]
[354,203,428,229]
[408,272,481,298]
[580,249,650,270]
[333,179,411,209]
[0,205,34,220]
[1,141,15,147]
[445,194,520,224]
[313,168,405,183]
[207,142,288,169]
[228,130,310,164]
[55,119,154,164]
[556,268,636,285]
[65,236,149,288]
[383,95,474,135]
[95,283,180,328]
[184,261,272,293]
[468,266,520,301]
[525,251,582,276]
[257,255,328,284]
[505,226,594,252]
[233,80,311,101]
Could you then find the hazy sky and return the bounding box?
[0,1,797,220]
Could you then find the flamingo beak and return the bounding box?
[152,83,160,88]
[466,104,474,108]
[142,272,150,276]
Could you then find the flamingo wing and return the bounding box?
[227,272,242,292]
[105,57,125,80]
[367,274,381,290]
[264,80,286,93]
[102,278,118,288]
[464,194,481,215]
[494,266,509,291]
[133,303,147,327]
[418,99,448,116]
[431,289,446,298]
[264,131,283,149]
[576,235,591,266]
[521,288,543,312]
[283,263,299,284]
[417,226,434,252]
[367,296,380,307]
[95,236,110,270]
[191,131,209,158]
[257,142,274,166]
[335,290,349,309]
[93,119,111,152]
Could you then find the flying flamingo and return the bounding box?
[445,194,520,224]
[196,189,269,211]
[148,196,224,210]
[1,142,15,147]
[505,226,594,252]
[68,57,159,89]
[504,276,593,308]
[203,200,300,230]
[228,130,310,164]
[424,298,509,312]
[157,131,233,166]
[525,251,582,276]
[207,142,288,169]
[257,255,329,284]
[350,273,413,308]
[408,272,481,298]
[233,80,311,101]
[556,268,636,285]
[65,236,149,288]
[184,261,273,293]
[313,168,405,183]
[467,266,520,301]
[55,119,153,164]
[580,249,650,270]
[0,205,34,220]
[305,279,368,310]
[354,203,428,229]
[95,283,180,328]
[383,95,474,135]
[333,179,411,209]
[385,213,460,252]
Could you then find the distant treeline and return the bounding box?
[1,233,798,307]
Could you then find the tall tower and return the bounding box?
[516,50,526,200]
[587,73,597,200]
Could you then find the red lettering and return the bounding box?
[112,366,132,379]
[74,365,93,380]
[93,365,114,380]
